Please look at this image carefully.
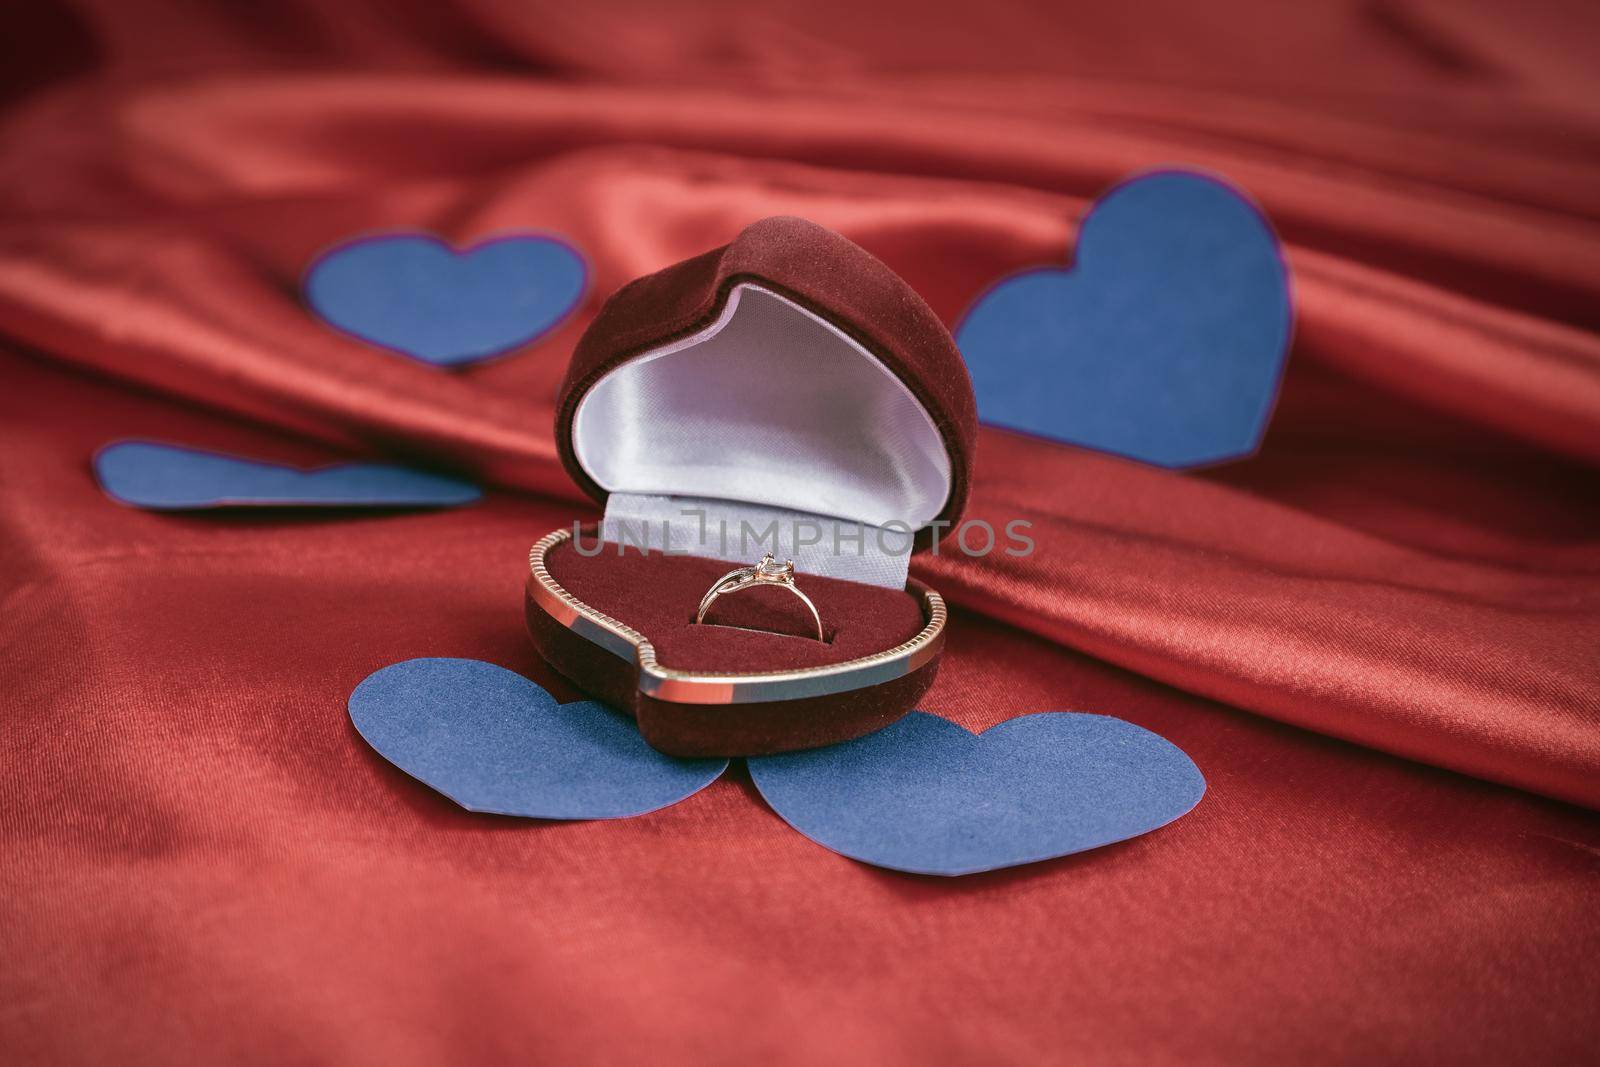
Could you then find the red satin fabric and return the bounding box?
[2,2,1598,1063]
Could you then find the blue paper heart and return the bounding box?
[749,711,1204,876]
[348,658,727,819]
[93,441,482,510]
[956,170,1291,468]
[305,233,586,366]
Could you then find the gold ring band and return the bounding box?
[694,554,824,642]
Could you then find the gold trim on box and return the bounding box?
[528,528,946,705]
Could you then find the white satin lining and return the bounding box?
[571,283,952,535]
[599,493,915,588]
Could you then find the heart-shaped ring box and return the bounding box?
[525,217,976,757]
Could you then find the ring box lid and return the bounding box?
[554,217,977,556]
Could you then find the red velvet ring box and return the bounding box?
[525,216,977,757]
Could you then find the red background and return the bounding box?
[2,2,1597,1063]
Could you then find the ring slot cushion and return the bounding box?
[527,216,977,756]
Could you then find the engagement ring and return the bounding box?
[694,555,824,642]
